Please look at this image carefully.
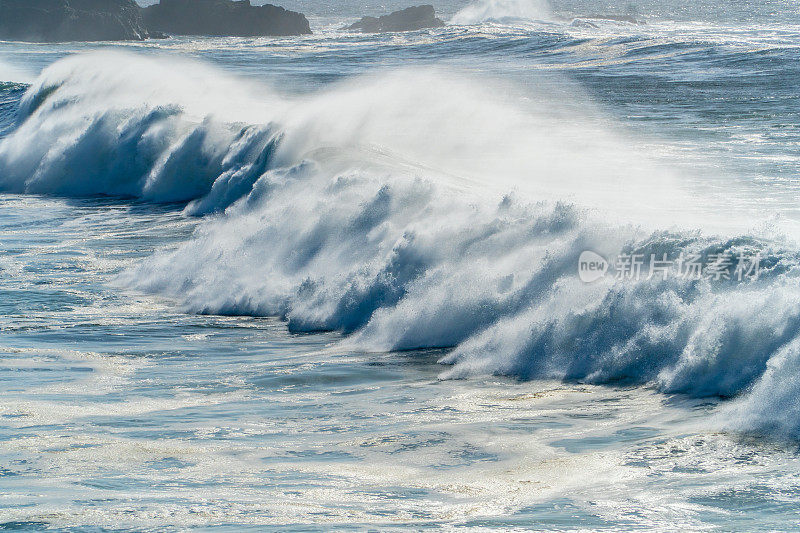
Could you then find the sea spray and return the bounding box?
[0,51,691,223]
[3,52,800,439]
[0,58,32,84]
[451,0,553,24]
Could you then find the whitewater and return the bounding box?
[2,0,800,530]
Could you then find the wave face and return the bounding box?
[0,60,30,138]
[450,0,553,24]
[0,82,25,139]
[4,52,800,440]
[0,53,289,209]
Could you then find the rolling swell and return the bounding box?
[3,52,800,440]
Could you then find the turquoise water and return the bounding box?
[2,0,800,529]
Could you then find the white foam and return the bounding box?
[4,51,800,439]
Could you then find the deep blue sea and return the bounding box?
[2,0,800,530]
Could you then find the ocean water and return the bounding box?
[2,0,800,530]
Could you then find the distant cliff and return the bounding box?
[346,5,445,33]
[143,0,311,37]
[0,0,150,42]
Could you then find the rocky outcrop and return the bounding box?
[0,0,150,42]
[142,0,311,37]
[346,5,445,33]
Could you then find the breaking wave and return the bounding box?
[3,52,800,439]
[451,0,553,25]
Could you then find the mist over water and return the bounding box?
[450,0,553,24]
[2,0,800,529]
[0,59,31,84]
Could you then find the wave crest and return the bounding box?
[4,52,800,440]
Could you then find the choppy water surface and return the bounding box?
[2,0,800,530]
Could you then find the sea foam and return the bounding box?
[3,51,800,439]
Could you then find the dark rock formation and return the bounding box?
[0,0,150,42]
[346,5,445,33]
[142,0,311,37]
